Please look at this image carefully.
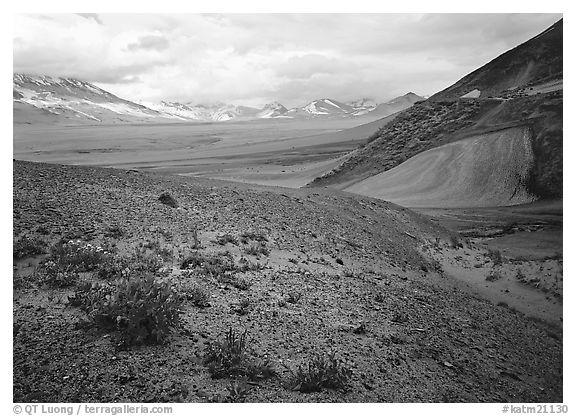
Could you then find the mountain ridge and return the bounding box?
[13,73,423,124]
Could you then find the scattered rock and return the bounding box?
[158,192,178,208]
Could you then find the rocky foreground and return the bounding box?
[13,160,562,402]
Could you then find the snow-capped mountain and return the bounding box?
[148,101,264,122]
[284,95,421,119]
[147,101,206,121]
[13,73,175,125]
[290,98,354,116]
[346,98,378,116]
[258,102,289,118]
[13,73,424,125]
[369,92,424,118]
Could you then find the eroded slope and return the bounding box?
[346,127,536,208]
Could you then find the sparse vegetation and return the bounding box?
[105,224,125,239]
[204,328,276,380]
[486,270,503,282]
[227,379,251,402]
[213,233,238,246]
[291,352,352,393]
[180,251,236,276]
[286,291,302,304]
[487,249,504,266]
[310,99,494,188]
[449,234,463,249]
[178,282,211,308]
[13,235,47,259]
[240,231,268,245]
[48,239,110,272]
[243,242,270,256]
[36,261,80,288]
[231,277,251,291]
[71,275,182,345]
[231,298,251,315]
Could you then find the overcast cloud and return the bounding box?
[13,13,561,107]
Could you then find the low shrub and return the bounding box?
[13,235,47,259]
[71,275,182,345]
[105,225,125,239]
[213,234,238,246]
[449,234,463,249]
[180,251,239,282]
[291,352,352,393]
[48,240,110,272]
[227,379,251,403]
[180,283,211,308]
[487,249,504,266]
[244,242,270,256]
[486,270,503,282]
[231,298,251,315]
[240,231,268,245]
[36,260,79,288]
[231,277,251,291]
[97,250,165,280]
[286,291,302,304]
[96,256,130,280]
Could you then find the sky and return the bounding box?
[13,13,562,108]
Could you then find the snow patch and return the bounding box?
[461,89,481,99]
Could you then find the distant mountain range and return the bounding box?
[13,73,423,125]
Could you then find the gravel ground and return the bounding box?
[13,160,562,403]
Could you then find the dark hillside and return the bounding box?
[430,19,562,101]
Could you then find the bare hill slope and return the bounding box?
[13,160,562,402]
[346,127,536,208]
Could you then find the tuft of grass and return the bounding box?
[231,277,252,291]
[180,251,236,276]
[449,234,463,249]
[486,249,504,266]
[486,270,503,282]
[189,227,202,249]
[204,328,276,380]
[179,251,257,289]
[239,231,268,245]
[291,352,352,393]
[231,298,251,315]
[213,234,238,246]
[391,311,409,324]
[243,242,270,257]
[180,283,211,308]
[105,225,125,239]
[227,379,251,403]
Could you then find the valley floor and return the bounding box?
[12,161,562,403]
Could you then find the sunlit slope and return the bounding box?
[346,127,536,208]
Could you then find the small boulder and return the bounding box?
[158,192,178,208]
